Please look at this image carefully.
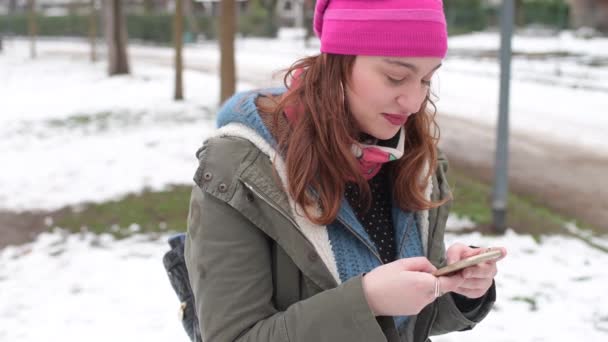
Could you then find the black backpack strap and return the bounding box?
[163,233,202,342]
[272,241,301,311]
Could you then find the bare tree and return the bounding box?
[183,0,201,38]
[9,0,18,13]
[304,0,314,46]
[515,0,525,27]
[89,0,98,62]
[174,0,184,100]
[261,0,279,23]
[219,0,236,103]
[143,0,154,14]
[582,0,596,27]
[104,0,130,75]
[292,0,302,28]
[28,0,37,59]
[259,0,279,37]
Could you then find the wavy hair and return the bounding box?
[259,53,449,225]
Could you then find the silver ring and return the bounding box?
[434,277,443,298]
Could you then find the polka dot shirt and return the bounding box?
[344,166,396,264]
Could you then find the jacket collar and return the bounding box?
[211,121,434,276]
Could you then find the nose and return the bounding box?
[396,87,428,115]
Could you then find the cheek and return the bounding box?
[348,72,391,114]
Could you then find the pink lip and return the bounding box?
[382,113,410,126]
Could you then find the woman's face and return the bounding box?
[345,56,442,140]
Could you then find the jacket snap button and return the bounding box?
[203,172,213,181]
[246,192,254,202]
[218,183,228,193]
[308,252,318,263]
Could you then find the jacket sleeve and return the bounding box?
[427,150,496,335]
[184,185,386,342]
[429,285,495,335]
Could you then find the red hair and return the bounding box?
[260,54,448,225]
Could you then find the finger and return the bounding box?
[490,247,508,261]
[461,264,498,279]
[462,246,491,258]
[470,246,507,260]
[399,257,437,273]
[438,273,465,293]
[456,278,492,291]
[446,242,469,264]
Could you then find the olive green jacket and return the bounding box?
[184,123,495,342]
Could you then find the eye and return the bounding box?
[386,74,432,87]
[386,75,407,85]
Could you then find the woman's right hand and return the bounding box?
[362,257,446,316]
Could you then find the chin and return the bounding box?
[367,126,401,141]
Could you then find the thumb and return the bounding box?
[399,257,437,273]
[446,242,469,264]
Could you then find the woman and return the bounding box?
[185,0,506,341]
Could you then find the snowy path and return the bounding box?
[0,217,606,342]
[2,35,607,230]
[5,32,608,154]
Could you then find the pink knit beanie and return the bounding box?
[313,0,448,58]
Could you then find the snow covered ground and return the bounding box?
[0,217,606,341]
[1,29,607,341]
[0,40,252,210]
[1,30,608,210]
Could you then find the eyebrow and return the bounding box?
[383,59,443,74]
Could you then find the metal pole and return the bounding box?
[294,0,304,28]
[492,0,514,234]
[174,0,184,100]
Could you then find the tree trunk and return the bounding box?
[261,0,278,17]
[515,0,525,27]
[143,0,154,14]
[294,0,304,28]
[304,0,314,47]
[174,0,184,100]
[9,0,18,13]
[584,0,596,25]
[28,0,37,59]
[183,0,201,37]
[89,0,98,62]
[262,0,278,36]
[219,0,236,103]
[104,0,130,75]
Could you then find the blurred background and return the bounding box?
[0,0,606,341]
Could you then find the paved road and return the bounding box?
[438,114,608,233]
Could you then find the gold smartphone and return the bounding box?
[432,249,503,277]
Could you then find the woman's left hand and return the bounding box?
[437,243,507,299]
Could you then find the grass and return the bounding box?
[49,166,604,250]
[448,167,608,252]
[510,296,538,312]
[44,109,205,133]
[448,167,593,236]
[448,167,577,237]
[54,185,192,238]
[48,111,118,131]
